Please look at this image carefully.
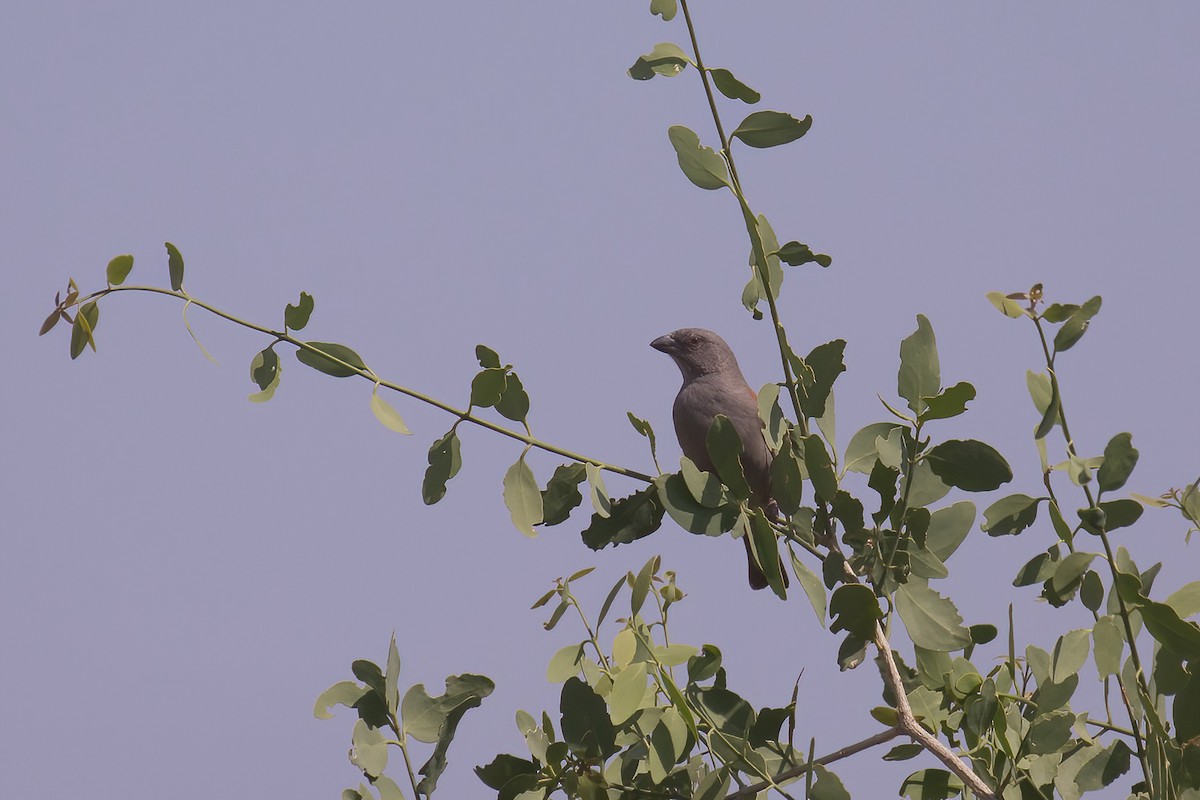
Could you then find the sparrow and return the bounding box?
[651,327,789,590]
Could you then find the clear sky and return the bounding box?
[3,3,1198,798]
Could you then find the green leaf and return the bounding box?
[106,254,133,286]
[250,347,279,392]
[475,754,538,792]
[560,677,618,760]
[679,456,728,508]
[802,434,838,501]
[706,415,753,500]
[769,434,804,515]
[422,430,462,505]
[1115,572,1200,660]
[1167,580,1200,619]
[496,372,529,424]
[897,315,940,416]
[710,67,760,103]
[1013,551,1055,587]
[1053,296,1102,353]
[470,367,507,408]
[690,686,754,737]
[1090,499,1143,533]
[918,382,976,423]
[415,676,494,796]
[1175,669,1200,743]
[749,510,787,599]
[654,473,738,536]
[580,486,664,549]
[1049,629,1091,684]
[844,422,904,474]
[1096,432,1138,494]
[900,769,964,800]
[626,412,658,466]
[776,240,831,268]
[1051,551,1096,594]
[296,341,365,378]
[649,0,677,21]
[896,582,972,652]
[666,125,729,190]
[607,662,648,724]
[503,456,543,537]
[884,744,924,762]
[349,719,388,778]
[370,389,412,435]
[798,340,846,420]
[475,344,500,369]
[789,552,826,627]
[585,462,611,518]
[540,463,585,526]
[810,764,852,800]
[1080,570,1104,612]
[313,680,368,719]
[829,584,882,639]
[1092,616,1123,677]
[384,633,401,714]
[981,494,1042,536]
[69,300,100,359]
[985,291,1027,319]
[731,110,813,149]
[925,501,976,562]
[165,241,185,291]
[924,439,1012,492]
[284,291,314,331]
[628,42,691,80]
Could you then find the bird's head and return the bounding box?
[650,328,743,381]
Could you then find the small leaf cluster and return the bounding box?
[478,559,821,800]
[315,633,495,800]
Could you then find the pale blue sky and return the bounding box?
[3,3,1198,798]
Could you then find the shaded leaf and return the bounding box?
[829,584,882,639]
[560,677,618,760]
[540,463,585,526]
[580,486,664,549]
[1096,432,1138,494]
[924,440,1012,492]
[710,67,760,103]
[470,367,507,408]
[776,240,832,268]
[802,434,838,501]
[798,339,846,420]
[165,241,185,291]
[296,341,365,378]
[919,382,976,423]
[284,291,314,331]
[982,494,1042,536]
[250,347,279,392]
[925,501,976,562]
[898,315,940,416]
[628,42,691,80]
[422,430,462,505]
[731,110,813,148]
[706,415,753,500]
[416,675,494,796]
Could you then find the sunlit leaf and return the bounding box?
[370,388,412,435]
[503,456,543,537]
[924,440,1012,492]
[628,42,691,80]
[667,125,730,190]
[106,254,133,286]
[896,582,972,652]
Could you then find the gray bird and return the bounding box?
[651,327,789,590]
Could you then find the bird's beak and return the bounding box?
[650,334,675,354]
